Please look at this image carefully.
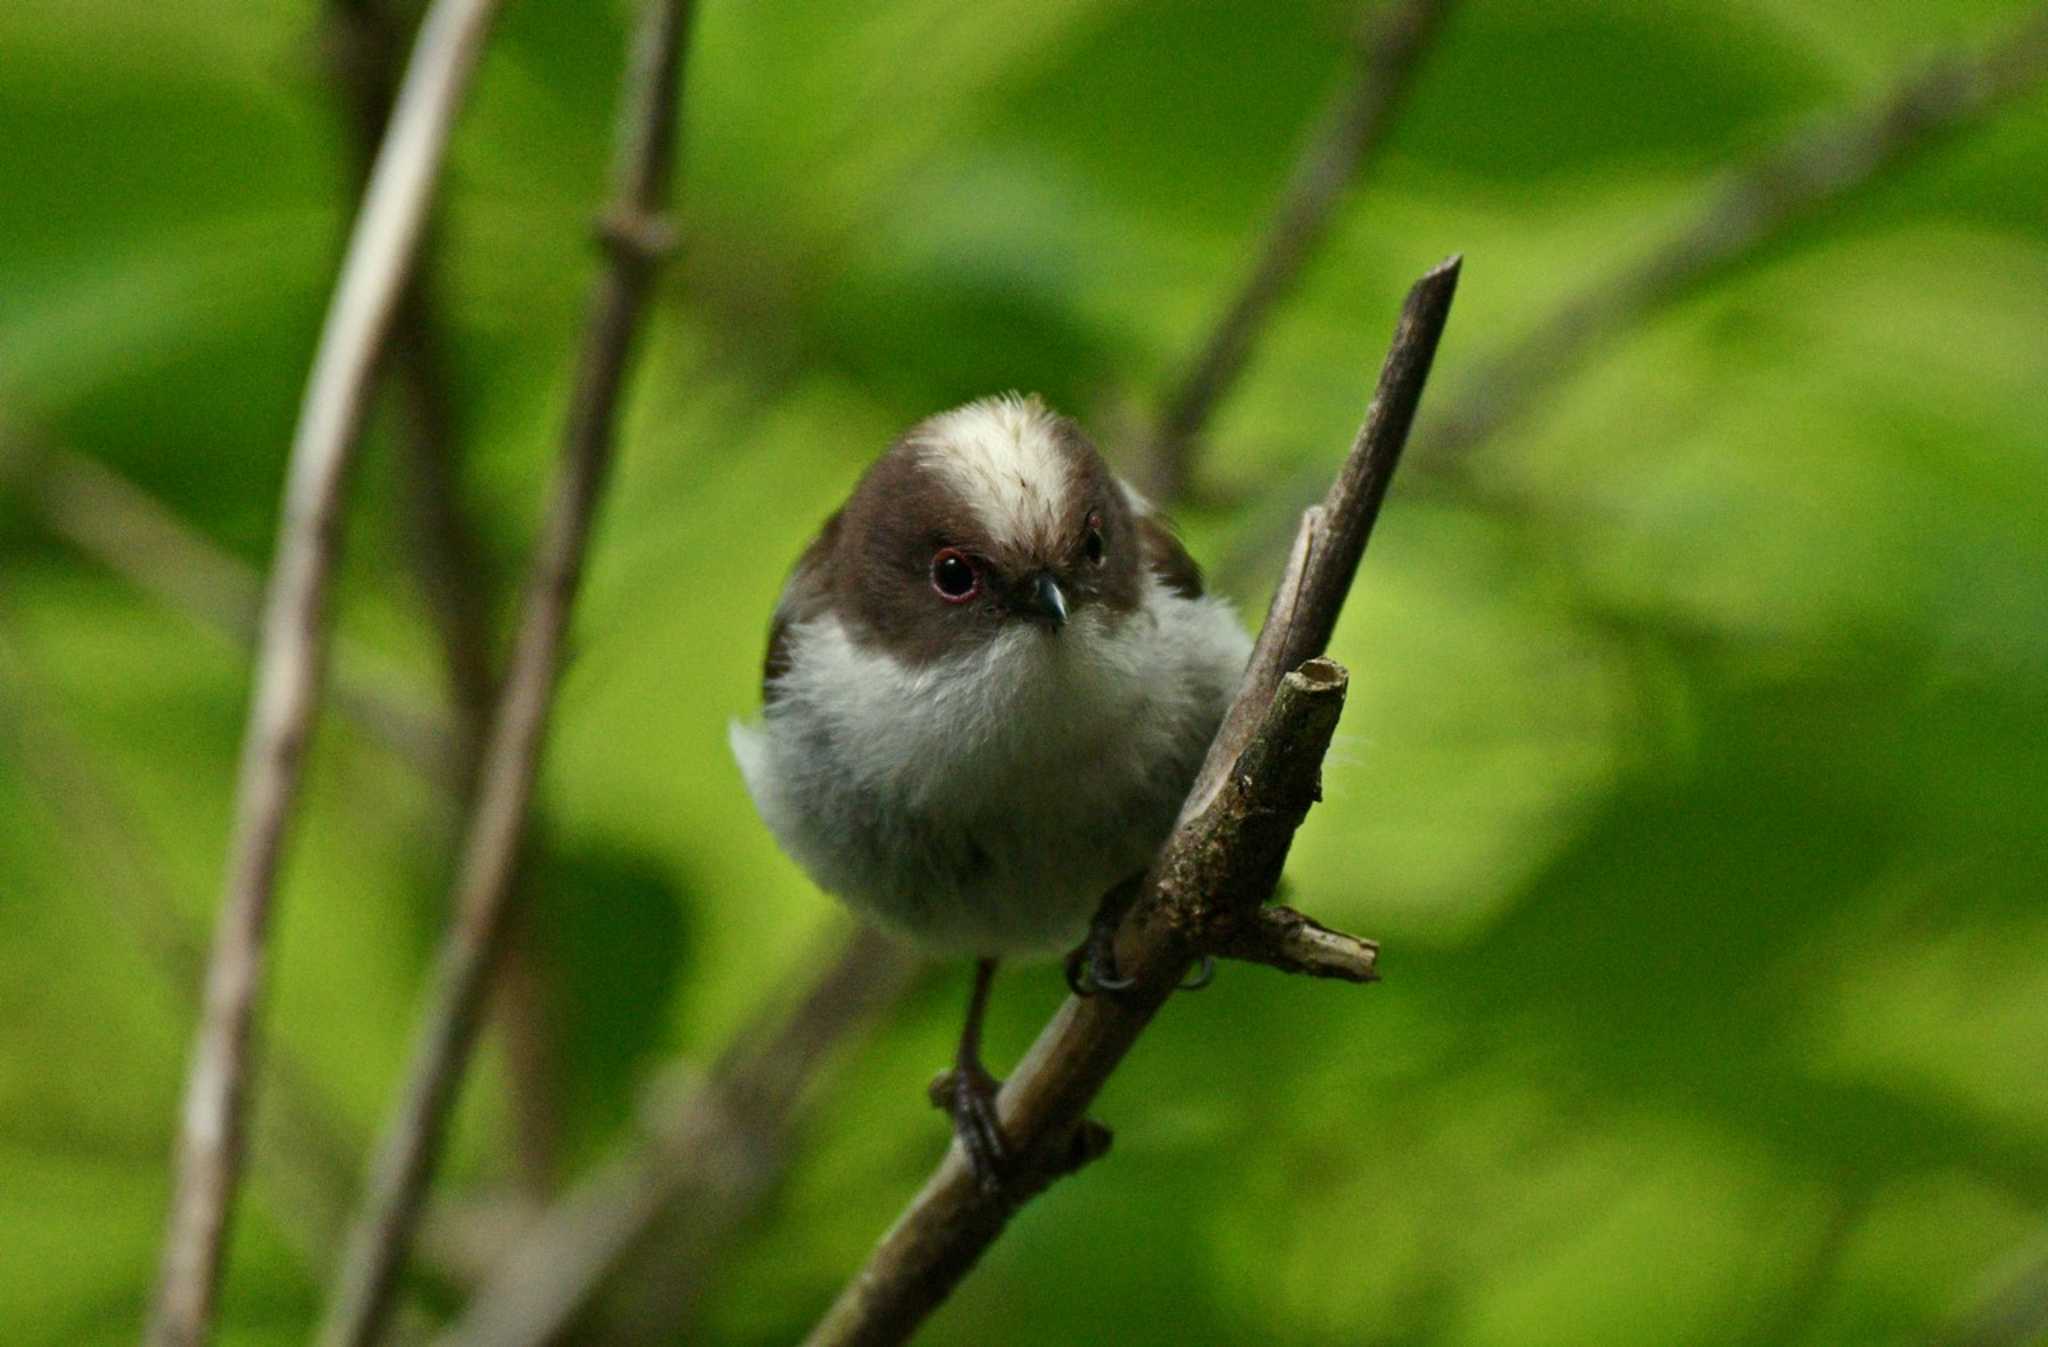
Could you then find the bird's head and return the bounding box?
[830,393,1146,664]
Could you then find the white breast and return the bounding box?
[730,578,1250,955]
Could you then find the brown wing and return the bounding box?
[762,509,843,704]
[1134,509,1204,600]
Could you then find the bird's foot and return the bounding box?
[929,1059,1009,1192]
[929,1062,1115,1189]
[1064,909,1135,997]
[1065,930,1219,996]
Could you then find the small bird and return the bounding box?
[730,393,1251,1181]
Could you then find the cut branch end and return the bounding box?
[1214,905,1379,983]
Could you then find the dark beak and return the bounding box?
[1021,573,1068,630]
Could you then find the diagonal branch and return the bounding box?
[315,5,694,1344]
[1144,0,1453,502]
[147,1,508,1341]
[1191,253,1457,816]
[801,256,1460,1347]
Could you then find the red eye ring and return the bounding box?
[930,548,980,602]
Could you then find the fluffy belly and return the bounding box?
[733,711,1179,956]
[730,597,1247,957]
[848,794,1163,955]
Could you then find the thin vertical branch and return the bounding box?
[389,285,499,747]
[1143,0,1452,501]
[801,258,1457,1347]
[328,0,569,1199]
[327,0,500,763]
[316,4,694,1343]
[147,1,507,1341]
[386,281,498,767]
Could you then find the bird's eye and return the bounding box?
[1084,512,1105,565]
[930,548,980,602]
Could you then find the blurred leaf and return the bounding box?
[524,839,691,1157]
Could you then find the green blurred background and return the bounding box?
[3,0,2046,1343]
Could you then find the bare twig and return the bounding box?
[1208,903,1380,980]
[800,256,1459,1347]
[147,1,507,1340]
[11,450,255,642]
[316,5,693,1343]
[387,281,499,752]
[329,0,571,1200]
[1193,254,1457,815]
[1144,0,1452,502]
[435,925,918,1347]
[327,0,500,765]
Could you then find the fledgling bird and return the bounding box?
[730,393,1251,1181]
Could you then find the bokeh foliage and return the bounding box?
[2,0,2045,1343]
